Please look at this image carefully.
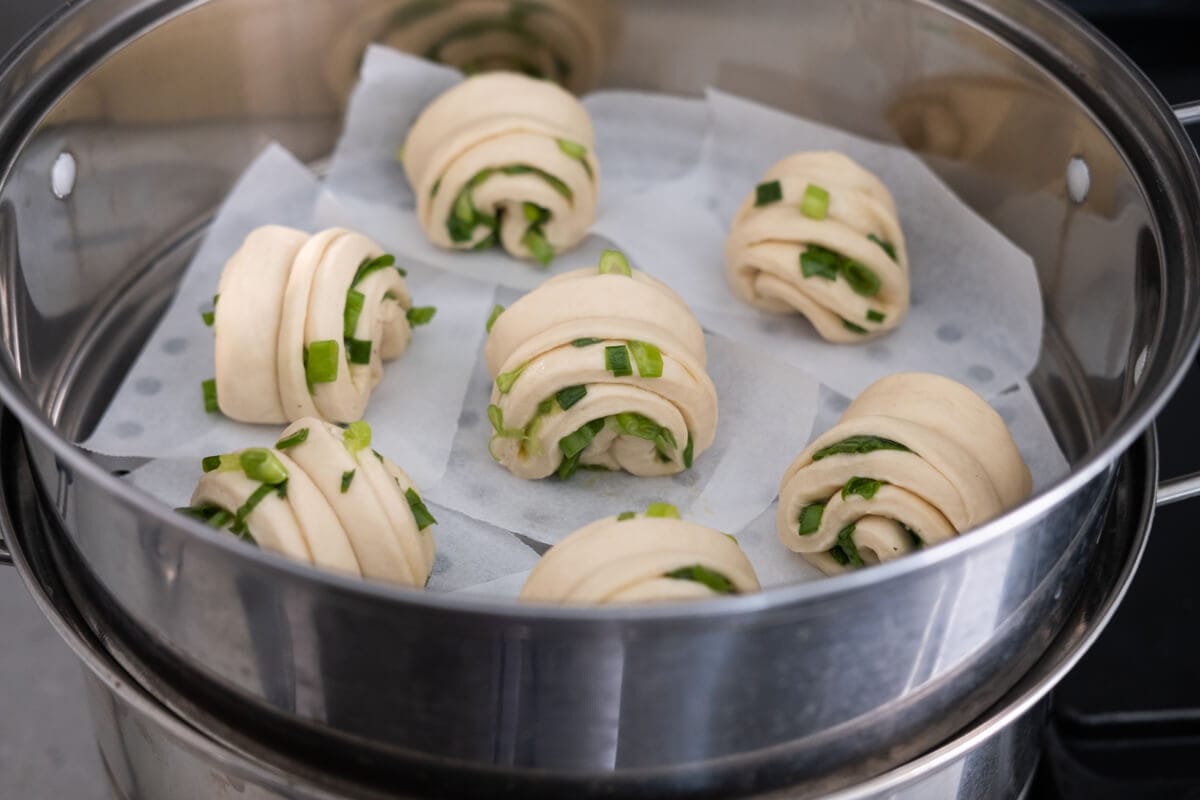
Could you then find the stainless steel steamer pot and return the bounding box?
[1,0,1199,796]
[0,410,1158,799]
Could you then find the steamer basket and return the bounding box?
[0,0,1198,797]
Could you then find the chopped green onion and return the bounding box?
[842,477,884,500]
[522,202,550,225]
[646,502,681,519]
[498,164,573,199]
[801,184,830,220]
[617,511,637,521]
[275,428,309,450]
[373,449,384,462]
[868,233,898,262]
[843,260,881,297]
[867,310,886,323]
[572,337,603,347]
[407,306,437,326]
[654,428,678,462]
[201,453,240,473]
[239,449,289,485]
[755,180,783,207]
[615,412,660,441]
[344,289,365,338]
[487,404,505,433]
[486,304,505,333]
[812,435,911,461]
[346,337,373,365]
[201,310,215,327]
[430,177,440,198]
[202,379,218,413]
[664,564,737,595]
[343,421,372,456]
[396,266,408,277]
[829,544,850,566]
[556,385,587,411]
[605,345,632,377]
[468,167,496,189]
[843,320,869,335]
[454,190,475,223]
[557,138,588,160]
[522,228,555,266]
[834,524,865,567]
[683,433,694,469]
[496,363,526,394]
[305,340,339,385]
[628,341,663,378]
[405,488,437,530]
[559,418,606,459]
[341,470,355,493]
[725,534,739,545]
[447,191,478,243]
[800,245,840,280]
[353,254,397,287]
[798,503,825,535]
[598,249,633,277]
[536,398,554,416]
[472,230,499,251]
[230,482,279,536]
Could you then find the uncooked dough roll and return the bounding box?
[483,252,718,480]
[520,504,760,604]
[402,72,599,266]
[725,152,910,343]
[180,419,437,588]
[210,226,433,424]
[776,372,1032,575]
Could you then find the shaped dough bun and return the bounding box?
[483,255,718,480]
[187,418,436,588]
[520,509,760,604]
[725,151,910,343]
[401,71,599,265]
[213,226,420,424]
[776,372,1032,575]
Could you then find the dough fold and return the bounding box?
[520,509,760,604]
[484,258,718,480]
[184,418,436,588]
[776,372,1031,574]
[725,151,910,342]
[212,226,423,424]
[402,72,599,265]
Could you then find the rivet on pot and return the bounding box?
[1067,155,1090,204]
[51,151,76,200]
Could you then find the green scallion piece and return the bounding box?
[202,310,215,327]
[664,564,737,595]
[842,260,881,297]
[496,363,526,394]
[868,233,898,262]
[522,202,550,225]
[843,320,869,335]
[522,228,555,266]
[572,337,603,347]
[430,177,440,198]
[812,435,912,461]
[341,470,355,493]
[346,337,373,365]
[202,453,239,473]
[230,482,278,536]
[486,304,505,333]
[842,476,884,500]
[683,433,694,469]
[598,249,633,277]
[305,340,339,385]
[275,428,309,450]
[628,340,663,378]
[536,398,554,416]
[867,310,886,323]
[487,404,505,433]
[239,448,289,485]
[559,418,606,459]
[800,244,840,280]
[557,138,588,160]
[202,455,221,473]
[202,379,218,413]
[646,502,681,519]
[405,487,437,530]
[407,306,437,326]
[353,254,397,287]
[343,420,372,456]
[605,345,632,377]
[556,385,587,411]
[798,503,825,535]
[615,412,660,441]
[344,290,365,338]
[834,524,865,567]
[755,180,783,207]
[801,184,830,220]
[617,511,636,521]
